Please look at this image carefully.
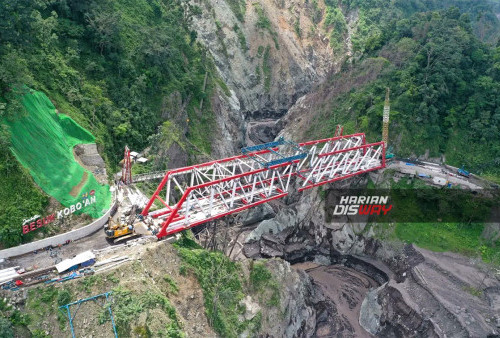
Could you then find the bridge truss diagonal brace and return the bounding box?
[142,133,385,239]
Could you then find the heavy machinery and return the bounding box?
[104,205,141,243]
[457,166,470,178]
[385,146,395,160]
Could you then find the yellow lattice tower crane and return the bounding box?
[382,87,390,146]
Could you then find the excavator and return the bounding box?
[104,205,142,243]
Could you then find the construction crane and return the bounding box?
[382,88,395,160]
[382,88,390,146]
[121,146,132,184]
[334,124,344,137]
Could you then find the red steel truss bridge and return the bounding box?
[141,130,386,239]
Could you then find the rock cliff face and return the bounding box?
[188,0,347,158]
[258,258,381,337]
[241,176,500,337]
[258,259,328,337]
[191,0,336,117]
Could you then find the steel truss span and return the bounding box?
[141,133,385,238]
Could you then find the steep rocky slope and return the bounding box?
[191,0,337,117]
[241,175,500,337]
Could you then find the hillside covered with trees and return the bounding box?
[306,0,500,178]
[310,1,500,178]
[0,0,216,247]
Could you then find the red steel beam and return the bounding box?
[142,133,384,238]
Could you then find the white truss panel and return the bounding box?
[142,133,385,238]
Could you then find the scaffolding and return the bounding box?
[59,292,118,338]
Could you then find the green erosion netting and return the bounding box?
[5,90,111,218]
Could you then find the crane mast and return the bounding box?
[382,88,390,146]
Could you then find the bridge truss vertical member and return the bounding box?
[142,133,385,239]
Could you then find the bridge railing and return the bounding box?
[132,171,168,182]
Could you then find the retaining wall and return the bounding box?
[0,202,117,259]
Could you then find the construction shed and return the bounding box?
[56,251,95,273]
[0,267,21,285]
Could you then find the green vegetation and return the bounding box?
[164,275,180,295]
[0,90,111,247]
[0,298,31,337]
[324,5,347,51]
[100,288,183,337]
[79,274,103,293]
[324,0,500,54]
[26,286,69,332]
[367,176,500,263]
[174,233,269,337]
[0,0,220,246]
[255,65,262,85]
[0,0,214,164]
[57,290,72,306]
[375,177,496,224]
[0,317,13,338]
[215,20,229,58]
[253,3,280,49]
[234,25,248,51]
[294,19,302,38]
[254,3,272,30]
[395,222,500,261]
[309,0,323,25]
[225,0,246,22]
[249,262,280,307]
[311,3,500,178]
[174,235,246,337]
[257,46,265,58]
[0,131,49,247]
[22,263,184,337]
[463,285,483,297]
[7,90,111,217]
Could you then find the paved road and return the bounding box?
[387,160,484,190]
[1,229,109,272]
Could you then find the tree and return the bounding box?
[85,4,120,54]
[0,317,13,338]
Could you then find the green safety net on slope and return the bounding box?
[5,90,111,218]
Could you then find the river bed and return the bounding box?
[294,262,379,337]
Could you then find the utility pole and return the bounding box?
[382,88,390,146]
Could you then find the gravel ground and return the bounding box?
[1,229,110,272]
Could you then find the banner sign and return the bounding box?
[22,190,96,235]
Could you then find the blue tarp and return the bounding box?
[81,259,95,268]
